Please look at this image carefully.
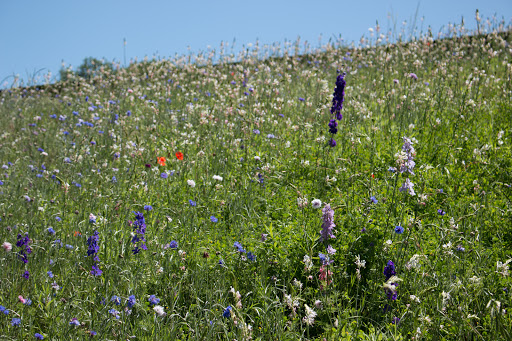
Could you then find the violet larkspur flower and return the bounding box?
[320,204,336,241]
[329,138,337,148]
[394,225,404,234]
[383,260,396,280]
[328,119,338,134]
[131,212,147,254]
[330,72,347,121]
[23,270,30,279]
[399,178,416,196]
[16,233,32,264]
[87,231,102,276]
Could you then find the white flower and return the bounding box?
[153,305,166,317]
[187,180,196,188]
[303,304,317,326]
[213,175,223,181]
[410,295,421,303]
[355,255,366,268]
[254,156,261,161]
[303,255,313,272]
[311,199,322,209]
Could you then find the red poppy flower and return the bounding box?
[157,157,166,166]
[176,152,183,161]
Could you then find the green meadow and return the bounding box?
[0,16,511,340]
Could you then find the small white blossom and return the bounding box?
[311,199,322,209]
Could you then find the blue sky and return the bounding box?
[1,0,510,88]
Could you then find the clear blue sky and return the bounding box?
[1,0,510,88]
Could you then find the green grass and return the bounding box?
[0,18,511,340]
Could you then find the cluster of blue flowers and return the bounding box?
[131,212,147,254]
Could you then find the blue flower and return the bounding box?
[223,306,232,318]
[160,172,168,179]
[189,200,196,207]
[47,227,55,235]
[168,240,178,249]
[69,318,80,326]
[370,196,378,204]
[108,309,120,319]
[126,295,137,308]
[144,205,153,211]
[247,251,256,261]
[35,333,44,340]
[111,295,121,306]
[148,295,160,306]
[210,216,218,223]
[437,209,446,216]
[234,242,246,253]
[394,225,404,234]
[11,317,21,326]
[47,271,54,278]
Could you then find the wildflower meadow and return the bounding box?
[0,13,511,340]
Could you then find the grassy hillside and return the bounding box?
[0,22,511,340]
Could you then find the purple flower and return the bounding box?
[168,240,178,249]
[11,317,21,326]
[328,119,338,134]
[188,200,196,206]
[370,196,378,204]
[87,231,102,276]
[330,72,346,120]
[392,317,400,324]
[16,233,32,264]
[394,225,404,234]
[329,138,337,147]
[69,318,80,326]
[437,209,446,216]
[160,172,168,179]
[383,260,396,280]
[35,333,44,340]
[144,205,153,211]
[320,204,336,241]
[210,216,218,223]
[399,178,416,196]
[409,73,418,80]
[131,212,147,254]
[23,270,30,279]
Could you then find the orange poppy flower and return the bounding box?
[73,231,81,237]
[176,152,184,161]
[157,156,166,166]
